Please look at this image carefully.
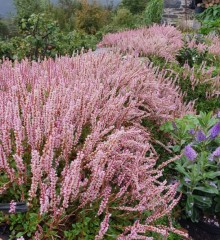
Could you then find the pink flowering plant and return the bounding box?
[0,52,190,239]
[161,112,220,222]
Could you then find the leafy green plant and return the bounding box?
[161,112,220,222]
[199,18,220,35]
[63,211,101,240]
[18,13,60,60]
[196,4,220,35]
[196,4,220,22]
[9,212,39,239]
[176,45,208,67]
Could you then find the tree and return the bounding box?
[112,8,135,29]
[75,1,110,34]
[121,0,149,14]
[14,0,50,19]
[0,18,9,39]
[52,0,82,31]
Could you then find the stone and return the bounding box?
[163,0,194,26]
[164,0,181,8]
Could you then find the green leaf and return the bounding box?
[194,186,219,194]
[16,232,25,238]
[160,121,174,132]
[175,163,190,178]
[193,195,212,207]
[21,22,26,29]
[203,171,220,179]
[186,195,194,209]
[171,145,180,152]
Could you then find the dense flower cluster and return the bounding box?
[185,36,207,53]
[98,25,184,61]
[209,122,220,139]
[179,62,220,98]
[209,36,220,56]
[184,144,198,161]
[185,34,220,57]
[0,52,191,238]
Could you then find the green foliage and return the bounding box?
[0,19,9,39]
[121,0,149,14]
[150,215,182,240]
[143,0,163,25]
[52,0,82,32]
[196,4,220,35]
[196,4,220,22]
[165,61,220,113]
[0,13,99,61]
[161,112,220,222]
[63,209,183,240]
[18,13,59,60]
[200,18,220,35]
[64,211,101,239]
[176,45,208,68]
[9,212,39,239]
[14,0,49,19]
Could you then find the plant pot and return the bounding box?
[179,217,220,240]
[0,224,10,240]
[195,6,205,14]
[189,0,196,9]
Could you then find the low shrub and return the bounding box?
[98,25,184,61]
[0,52,190,239]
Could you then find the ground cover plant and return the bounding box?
[0,51,192,239]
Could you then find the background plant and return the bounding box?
[0,13,100,61]
[143,0,163,26]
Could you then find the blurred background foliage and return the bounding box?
[0,0,164,61]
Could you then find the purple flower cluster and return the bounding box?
[184,145,198,161]
[196,130,206,142]
[209,146,220,161]
[188,129,195,135]
[209,122,220,139]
